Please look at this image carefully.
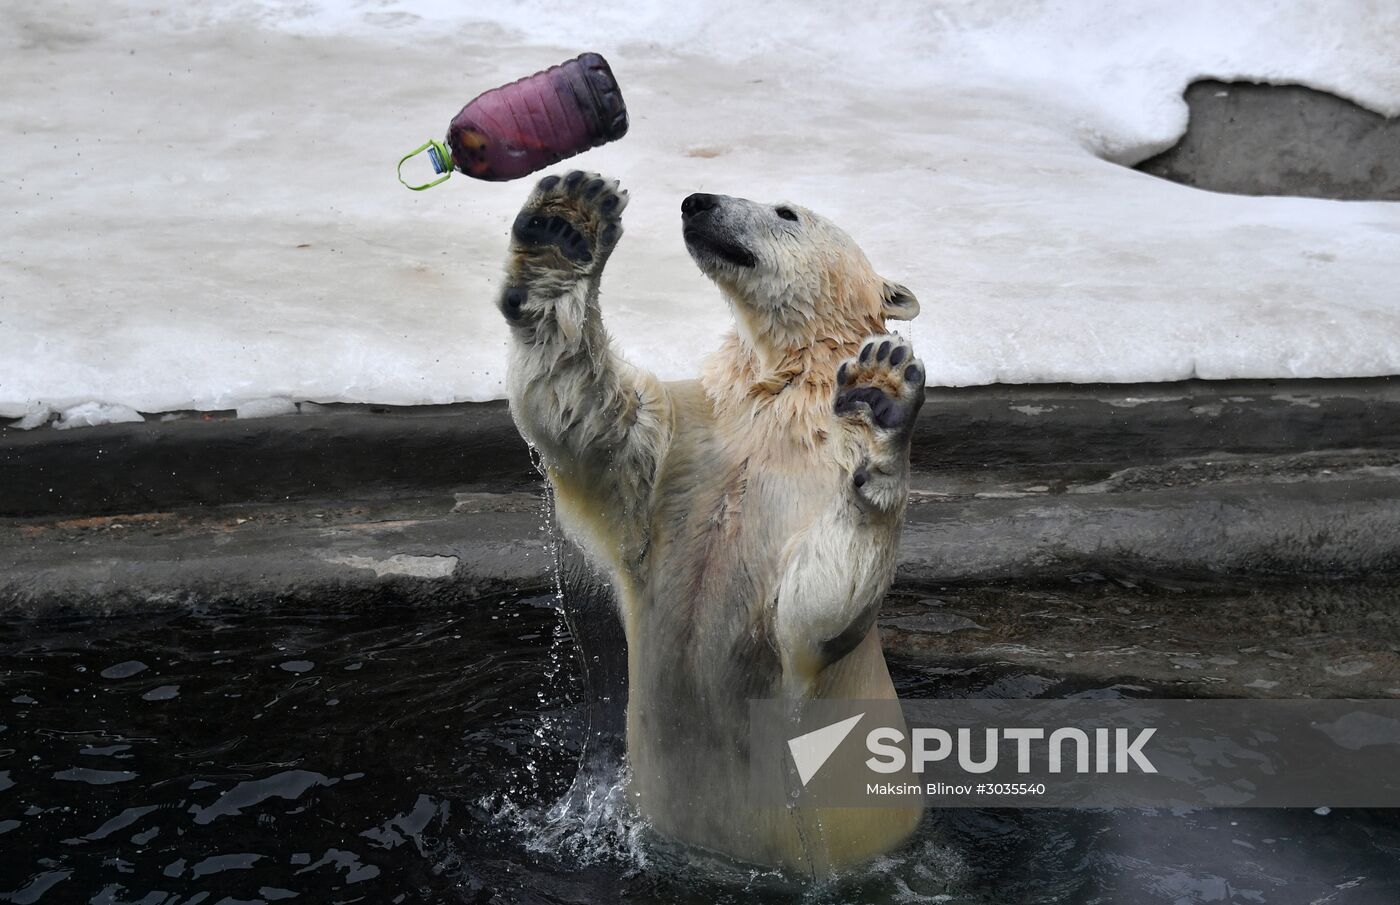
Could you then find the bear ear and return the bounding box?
[881,280,920,321]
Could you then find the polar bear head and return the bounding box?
[681,192,919,356]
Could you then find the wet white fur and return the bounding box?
[498,175,924,873]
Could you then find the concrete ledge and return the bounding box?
[3,378,1397,518]
[0,493,553,614]
[7,476,1396,612]
[4,379,1399,599]
[0,402,536,519]
[5,377,1400,699]
[4,485,1397,699]
[882,578,1400,699]
[902,475,1400,583]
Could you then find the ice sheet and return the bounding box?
[2,0,1398,418]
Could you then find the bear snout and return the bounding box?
[681,192,721,219]
[681,192,758,269]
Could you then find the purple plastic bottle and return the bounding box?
[398,53,628,190]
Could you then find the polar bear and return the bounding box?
[495,170,925,874]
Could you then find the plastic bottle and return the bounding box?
[398,53,628,190]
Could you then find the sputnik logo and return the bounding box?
[787,713,865,786]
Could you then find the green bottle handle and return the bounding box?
[397,139,454,191]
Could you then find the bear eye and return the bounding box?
[775,206,799,222]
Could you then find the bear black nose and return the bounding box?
[681,192,720,219]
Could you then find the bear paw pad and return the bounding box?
[511,170,627,269]
[834,334,925,431]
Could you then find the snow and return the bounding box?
[54,402,144,430]
[235,396,298,419]
[11,403,51,431]
[2,0,1398,419]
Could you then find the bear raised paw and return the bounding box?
[835,334,925,511]
[835,334,925,433]
[498,171,629,335]
[510,170,626,271]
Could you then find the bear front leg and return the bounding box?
[773,335,925,686]
[497,172,670,566]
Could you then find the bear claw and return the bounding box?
[834,334,925,431]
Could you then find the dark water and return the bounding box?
[2,595,1398,905]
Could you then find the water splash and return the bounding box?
[498,443,576,801]
[480,443,652,869]
[484,762,651,871]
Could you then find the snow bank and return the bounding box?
[235,396,298,419]
[54,402,145,430]
[11,404,52,431]
[1,0,1398,418]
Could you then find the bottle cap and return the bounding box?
[397,139,454,191]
